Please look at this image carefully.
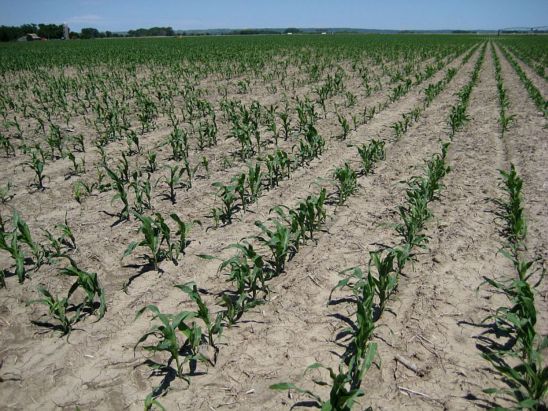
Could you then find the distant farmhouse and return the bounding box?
[17,33,43,42]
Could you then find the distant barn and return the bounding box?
[17,33,43,42]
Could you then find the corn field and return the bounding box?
[0,34,546,410]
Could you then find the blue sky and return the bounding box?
[1,0,547,32]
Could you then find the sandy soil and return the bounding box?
[0,40,546,410]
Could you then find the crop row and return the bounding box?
[491,43,515,137]
[268,45,488,409]
[496,43,547,117]
[481,164,546,409]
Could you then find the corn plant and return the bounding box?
[357,139,385,175]
[72,179,95,204]
[297,125,325,165]
[146,151,158,173]
[115,152,130,183]
[220,243,268,300]
[481,162,546,408]
[123,213,169,271]
[159,165,185,204]
[247,163,263,204]
[0,181,13,204]
[130,171,153,213]
[231,172,247,211]
[448,104,469,137]
[144,393,165,411]
[368,250,398,315]
[169,214,200,261]
[135,304,205,382]
[71,133,85,153]
[482,257,547,409]
[46,124,64,159]
[333,163,357,205]
[175,282,223,363]
[0,225,26,283]
[255,220,296,274]
[278,107,291,140]
[43,215,76,260]
[270,363,368,411]
[272,188,327,245]
[166,126,188,160]
[29,286,80,335]
[265,149,291,188]
[24,149,47,190]
[65,151,86,177]
[105,166,130,220]
[337,113,351,140]
[228,119,254,160]
[212,182,238,225]
[62,261,106,319]
[0,132,16,157]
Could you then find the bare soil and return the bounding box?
[0,42,546,410]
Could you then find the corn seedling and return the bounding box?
[169,214,200,261]
[246,163,263,204]
[62,261,106,319]
[334,163,358,205]
[105,166,130,220]
[297,125,325,165]
[0,225,26,283]
[130,171,153,213]
[29,286,80,335]
[255,220,296,274]
[357,139,385,175]
[337,113,351,140]
[135,304,204,382]
[72,179,95,204]
[0,132,16,157]
[46,124,64,159]
[368,250,398,315]
[481,162,546,408]
[123,212,169,271]
[212,182,239,225]
[270,363,367,411]
[0,181,13,204]
[159,165,185,204]
[498,164,527,247]
[175,282,223,363]
[220,243,268,300]
[65,151,86,177]
[24,149,47,190]
[265,149,291,188]
[146,151,158,173]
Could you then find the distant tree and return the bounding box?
[0,23,65,41]
[126,26,175,37]
[80,27,100,39]
[284,28,301,34]
[37,23,63,39]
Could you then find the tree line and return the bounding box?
[0,24,65,41]
[0,24,176,41]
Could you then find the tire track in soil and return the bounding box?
[493,44,548,337]
[355,45,517,410]
[0,48,480,410]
